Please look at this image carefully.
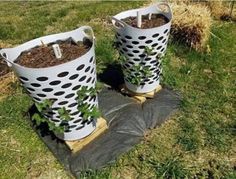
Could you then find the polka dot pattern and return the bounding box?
[17,51,98,137]
[115,22,170,89]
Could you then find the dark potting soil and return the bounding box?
[121,14,169,29]
[15,38,92,68]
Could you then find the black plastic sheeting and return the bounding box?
[28,64,181,178]
[29,86,181,178]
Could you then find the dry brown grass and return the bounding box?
[0,72,16,101]
[171,2,212,51]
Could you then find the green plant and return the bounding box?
[76,86,101,121]
[123,64,152,86]
[144,46,154,56]
[32,99,66,133]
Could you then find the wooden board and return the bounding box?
[65,117,108,153]
[120,84,162,103]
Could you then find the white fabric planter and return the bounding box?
[0,26,98,141]
[112,3,172,93]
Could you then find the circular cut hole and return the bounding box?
[151,43,158,47]
[19,76,29,81]
[31,83,41,87]
[61,83,72,89]
[27,87,35,92]
[49,80,61,86]
[73,119,82,123]
[139,54,146,58]
[65,93,75,99]
[57,72,69,77]
[132,41,139,45]
[79,76,86,82]
[71,111,80,116]
[72,85,81,91]
[122,48,128,52]
[42,88,53,92]
[138,45,145,49]
[85,66,91,72]
[132,50,139,54]
[152,33,159,38]
[76,64,85,71]
[158,36,164,41]
[58,101,69,105]
[92,78,96,84]
[37,77,48,81]
[68,102,78,108]
[86,77,92,83]
[145,57,152,61]
[33,97,40,101]
[126,45,133,49]
[157,46,162,50]
[125,35,132,40]
[69,74,79,80]
[145,40,153,44]
[121,39,127,43]
[133,58,140,62]
[89,57,94,63]
[36,93,46,97]
[54,91,65,96]
[138,36,146,40]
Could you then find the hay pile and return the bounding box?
[171,2,212,51]
[0,72,16,101]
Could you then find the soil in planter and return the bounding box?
[120,14,169,29]
[15,38,92,68]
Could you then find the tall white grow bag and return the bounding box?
[0,26,98,141]
[112,3,172,93]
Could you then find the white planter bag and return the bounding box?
[0,26,98,141]
[112,3,172,93]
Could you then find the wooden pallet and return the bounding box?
[120,84,162,103]
[65,117,108,153]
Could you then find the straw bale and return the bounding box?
[171,2,212,51]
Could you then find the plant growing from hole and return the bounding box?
[124,64,152,86]
[32,99,69,133]
[144,46,154,56]
[76,85,101,122]
[118,54,152,86]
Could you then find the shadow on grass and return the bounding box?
[98,63,124,90]
[28,105,64,143]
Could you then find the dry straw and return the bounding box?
[171,2,212,51]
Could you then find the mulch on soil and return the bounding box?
[121,14,169,28]
[15,38,92,68]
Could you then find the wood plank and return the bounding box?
[120,84,162,103]
[65,117,108,153]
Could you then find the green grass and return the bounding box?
[0,1,235,178]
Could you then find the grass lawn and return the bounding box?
[0,1,235,178]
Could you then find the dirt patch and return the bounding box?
[15,38,92,68]
[121,14,169,28]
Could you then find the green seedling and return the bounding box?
[119,54,127,64]
[33,99,70,134]
[144,46,154,55]
[58,107,70,121]
[76,85,101,121]
[123,63,152,86]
